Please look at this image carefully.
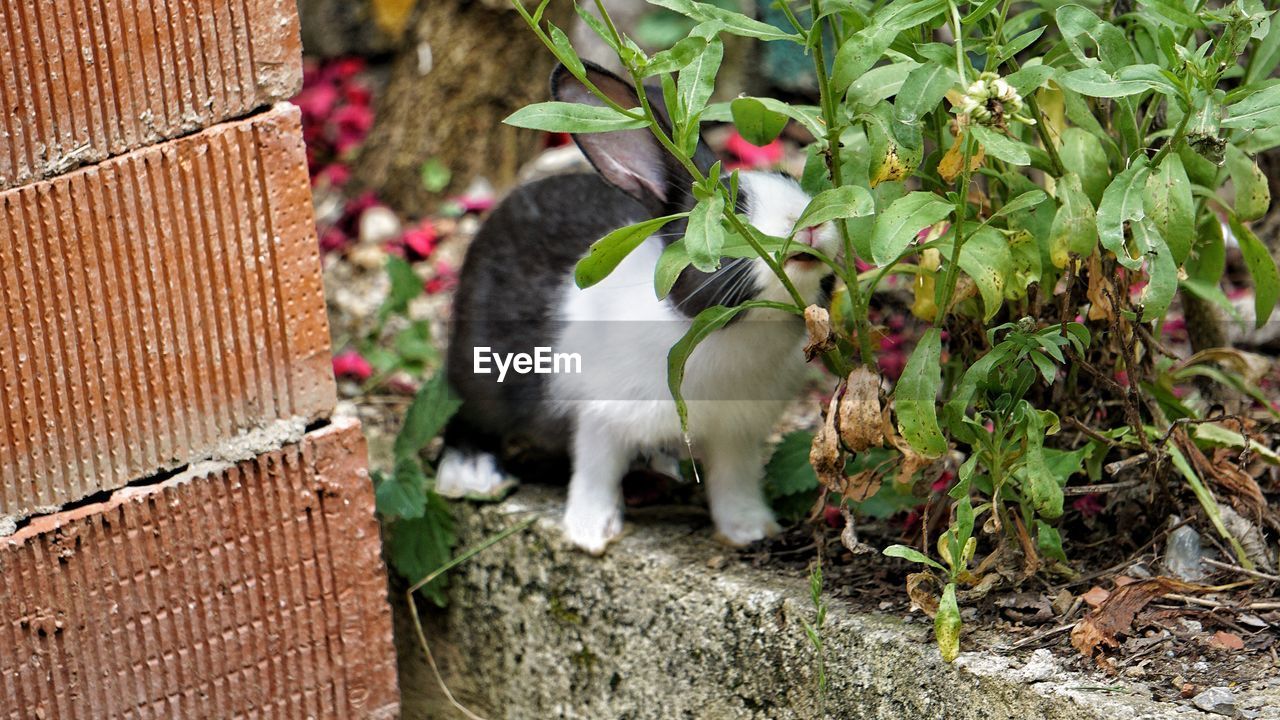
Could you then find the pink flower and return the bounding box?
[455,193,495,214]
[724,131,784,168]
[294,83,339,121]
[323,57,366,83]
[425,262,458,295]
[331,104,374,155]
[332,349,373,380]
[823,504,845,529]
[343,81,372,108]
[931,470,954,493]
[313,163,351,188]
[402,222,438,259]
[1072,494,1104,517]
[319,227,349,253]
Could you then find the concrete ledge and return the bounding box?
[407,485,1280,720]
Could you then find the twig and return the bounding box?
[1063,416,1124,447]
[1161,594,1280,611]
[1062,480,1143,496]
[1204,558,1280,583]
[1007,621,1078,650]
[406,515,539,720]
[1104,453,1152,476]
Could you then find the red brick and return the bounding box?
[0,103,335,524]
[0,418,399,719]
[0,0,302,190]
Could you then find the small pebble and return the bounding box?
[1192,687,1238,716]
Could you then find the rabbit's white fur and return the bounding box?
[547,172,837,553]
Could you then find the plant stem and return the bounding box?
[510,0,645,120]
[1149,99,1192,168]
[810,0,876,370]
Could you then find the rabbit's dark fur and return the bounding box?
[438,62,839,553]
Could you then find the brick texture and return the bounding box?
[0,103,336,525]
[0,0,302,190]
[0,418,399,719]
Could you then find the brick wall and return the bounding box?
[0,1,399,716]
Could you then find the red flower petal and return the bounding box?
[724,131,784,167]
[332,349,373,380]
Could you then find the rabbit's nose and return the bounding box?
[799,225,823,246]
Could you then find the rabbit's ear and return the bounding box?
[551,61,679,208]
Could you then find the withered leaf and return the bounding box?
[1071,577,1202,662]
[810,393,844,492]
[803,305,835,361]
[838,366,884,452]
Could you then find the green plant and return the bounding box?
[508,0,1280,658]
[800,561,830,699]
[372,371,462,606]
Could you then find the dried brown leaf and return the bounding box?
[1071,578,1202,661]
[1086,251,1114,322]
[1210,631,1245,651]
[803,305,835,361]
[810,393,844,492]
[838,367,884,452]
[906,571,940,617]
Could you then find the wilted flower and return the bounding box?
[958,72,1035,128]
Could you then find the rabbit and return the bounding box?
[436,60,839,555]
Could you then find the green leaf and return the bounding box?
[1192,210,1227,282]
[870,192,953,266]
[419,158,452,192]
[989,190,1048,223]
[950,225,1013,320]
[393,320,436,364]
[1056,4,1134,71]
[730,97,789,146]
[380,255,423,321]
[685,195,726,272]
[831,25,897,92]
[642,35,708,76]
[668,301,797,430]
[705,97,824,137]
[968,125,1030,166]
[655,240,692,298]
[895,62,958,124]
[1246,15,1280,83]
[1223,83,1280,129]
[1035,520,1068,563]
[763,432,821,522]
[1226,144,1271,222]
[504,101,646,132]
[647,0,801,41]
[1004,63,1054,96]
[895,328,946,459]
[1022,406,1062,519]
[1049,174,1098,268]
[1058,64,1180,99]
[677,37,724,117]
[1059,128,1110,207]
[792,186,876,235]
[547,22,586,77]
[1168,446,1254,570]
[1097,158,1151,270]
[1143,153,1195,265]
[883,544,945,571]
[387,498,456,607]
[1228,213,1280,328]
[1133,219,1177,322]
[394,372,463,459]
[848,61,921,106]
[376,457,429,520]
[943,344,1013,438]
[575,213,688,288]
[935,583,962,662]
